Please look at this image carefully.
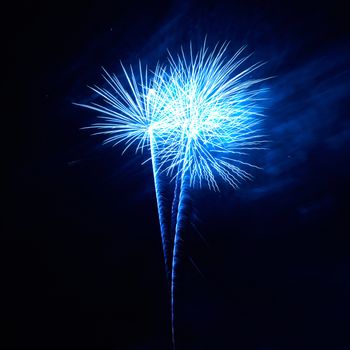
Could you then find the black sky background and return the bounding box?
[3,0,350,349]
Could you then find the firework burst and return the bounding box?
[77,41,269,349]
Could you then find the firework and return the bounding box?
[77,41,268,349]
[75,62,174,281]
[157,42,268,348]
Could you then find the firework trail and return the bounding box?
[77,41,269,349]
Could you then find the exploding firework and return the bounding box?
[75,62,175,281]
[77,40,269,349]
[151,42,269,348]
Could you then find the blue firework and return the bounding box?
[76,61,175,280]
[77,41,269,350]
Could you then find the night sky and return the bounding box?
[4,0,350,349]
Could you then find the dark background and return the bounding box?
[3,0,350,349]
